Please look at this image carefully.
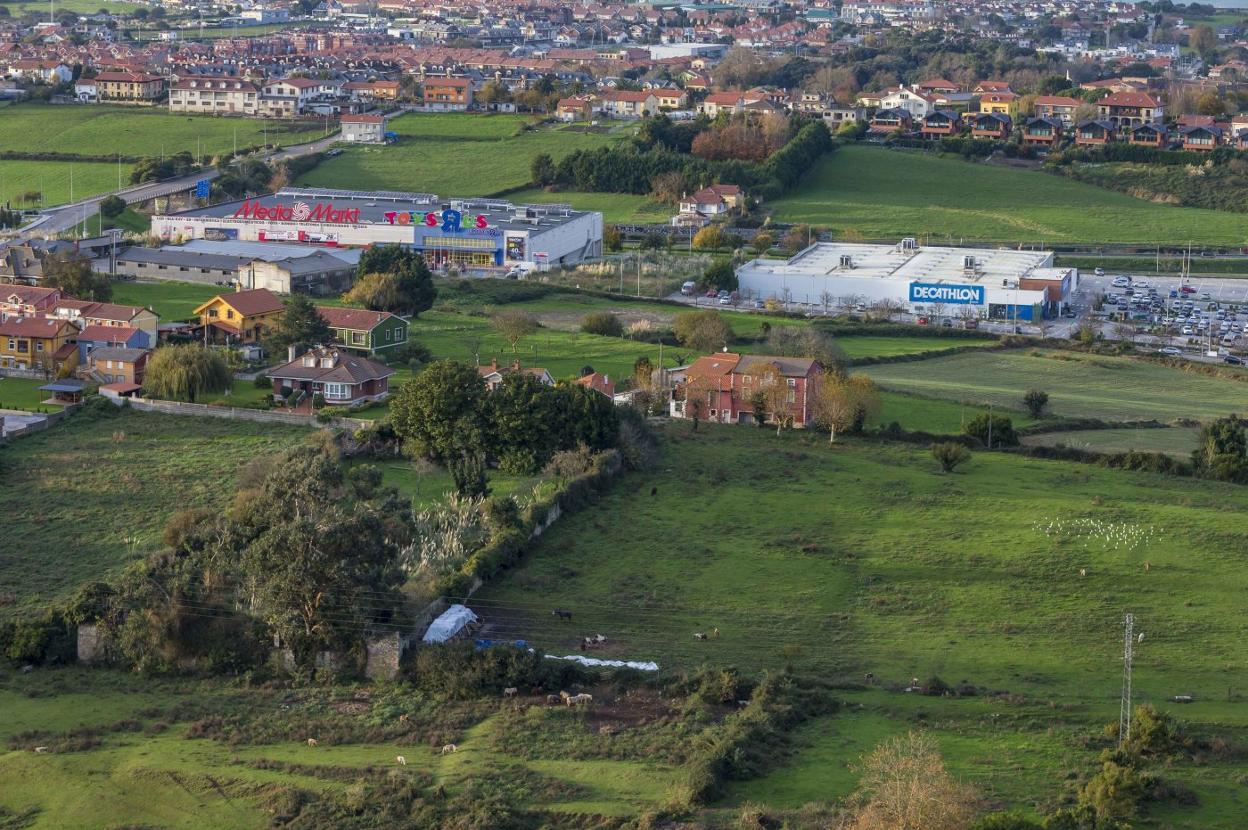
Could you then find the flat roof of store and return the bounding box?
[165,187,593,230]
[737,241,1061,285]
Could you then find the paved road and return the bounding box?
[12,133,342,242]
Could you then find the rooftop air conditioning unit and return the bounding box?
[901,236,918,251]
[963,255,979,273]
[839,254,854,269]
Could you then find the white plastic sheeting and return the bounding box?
[422,604,479,643]
[548,654,659,672]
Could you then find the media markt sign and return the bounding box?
[232,199,361,224]
[908,282,985,305]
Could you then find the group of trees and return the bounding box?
[341,244,436,316]
[42,254,112,301]
[1193,414,1248,483]
[390,360,619,489]
[691,114,792,162]
[131,151,197,185]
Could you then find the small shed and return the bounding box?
[422,604,479,644]
[39,379,86,405]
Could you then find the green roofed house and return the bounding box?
[315,306,409,357]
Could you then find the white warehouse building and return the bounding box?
[735,239,1077,322]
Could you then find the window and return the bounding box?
[226,309,235,319]
[350,331,366,345]
[6,339,13,350]
[395,328,405,342]
[324,382,350,399]
[17,340,28,353]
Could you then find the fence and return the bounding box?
[114,395,372,430]
[0,407,71,441]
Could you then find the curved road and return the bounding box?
[14,132,342,241]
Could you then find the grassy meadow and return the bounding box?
[1021,426,1202,458]
[296,114,630,197]
[505,188,672,224]
[772,145,1248,246]
[0,377,65,412]
[0,408,307,612]
[863,349,1248,423]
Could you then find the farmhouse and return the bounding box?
[267,346,395,406]
[341,114,387,143]
[735,239,1072,322]
[670,352,821,427]
[152,188,603,270]
[478,359,554,390]
[421,77,473,110]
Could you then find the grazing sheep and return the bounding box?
[1079,568,1087,577]
[396,756,407,766]
[306,738,319,747]
[398,714,410,724]
[552,609,573,621]
[33,746,48,753]
[503,687,518,698]
[694,632,707,641]
[711,627,720,638]
[567,693,593,706]
[21,665,33,674]
[546,694,561,705]
[440,744,457,754]
[559,690,573,701]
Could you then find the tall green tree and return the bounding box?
[346,245,435,316]
[143,345,231,403]
[1193,414,1248,483]
[390,361,492,493]
[43,254,112,301]
[487,372,561,474]
[264,294,333,355]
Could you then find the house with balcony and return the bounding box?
[867,107,912,135]
[169,76,259,115]
[969,112,1011,139]
[93,71,165,103]
[0,316,76,372]
[1033,95,1082,125]
[267,346,395,407]
[879,85,936,118]
[191,288,284,346]
[599,89,657,118]
[1129,122,1168,147]
[978,91,1019,118]
[1097,92,1163,133]
[421,77,473,110]
[920,109,960,139]
[1074,120,1116,146]
[1180,123,1222,151]
[1022,116,1063,147]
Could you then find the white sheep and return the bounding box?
[396,755,407,766]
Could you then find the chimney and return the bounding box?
[511,360,521,371]
[288,344,298,363]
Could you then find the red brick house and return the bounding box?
[672,352,822,427]
[267,346,395,407]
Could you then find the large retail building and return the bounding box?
[735,239,1076,321]
[152,187,603,269]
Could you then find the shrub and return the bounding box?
[580,311,623,337]
[1023,389,1050,418]
[931,442,971,473]
[964,413,1019,447]
[252,373,269,389]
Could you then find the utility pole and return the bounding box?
[1119,612,1135,747]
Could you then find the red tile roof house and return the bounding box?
[672,352,822,427]
[1096,92,1164,133]
[73,323,147,363]
[576,371,615,399]
[477,359,554,391]
[267,346,395,409]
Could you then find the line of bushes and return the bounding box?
[1049,142,1248,167]
[0,151,141,163]
[434,449,624,599]
[1016,416,1172,437]
[1008,443,1193,476]
[846,342,1012,367]
[809,320,1001,341]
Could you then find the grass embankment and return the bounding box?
[771,145,1248,246]
[1020,426,1201,458]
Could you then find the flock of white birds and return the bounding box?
[1033,517,1158,553]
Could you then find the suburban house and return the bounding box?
[267,346,395,407]
[53,299,159,342]
[1021,116,1063,147]
[576,371,615,399]
[73,324,148,362]
[0,316,77,371]
[341,113,386,143]
[260,77,338,117]
[652,89,687,110]
[978,91,1019,117]
[879,85,935,117]
[0,286,63,315]
[169,76,260,115]
[0,244,54,285]
[478,359,554,391]
[86,346,148,386]
[598,90,657,118]
[698,90,749,117]
[868,107,912,135]
[1097,92,1164,132]
[1129,122,1168,147]
[92,71,165,102]
[1180,124,1222,151]
[920,110,960,139]
[316,306,409,357]
[421,77,473,110]
[672,352,821,427]
[1033,95,1082,125]
[1075,120,1116,146]
[556,97,594,121]
[916,77,960,95]
[677,184,743,218]
[192,288,285,345]
[969,112,1011,140]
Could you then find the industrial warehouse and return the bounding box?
[735,239,1076,321]
[151,187,604,270]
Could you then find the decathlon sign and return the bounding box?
[909,282,984,305]
[232,200,361,224]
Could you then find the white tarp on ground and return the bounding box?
[422,604,478,643]
[549,654,659,672]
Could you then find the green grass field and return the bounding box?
[772,145,1248,246]
[297,116,629,197]
[506,188,672,224]
[871,389,1032,433]
[0,0,139,13]
[0,160,121,209]
[0,377,65,412]
[1021,426,1201,457]
[863,349,1248,422]
[0,408,307,612]
[109,280,219,321]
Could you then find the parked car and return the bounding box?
[1111,276,1130,287]
[964,319,979,329]
[941,318,953,327]
[681,281,697,296]
[1062,308,1077,318]
[1180,285,1197,294]
[1225,355,1244,365]
[916,316,930,325]
[1095,267,1106,276]
[1159,346,1183,356]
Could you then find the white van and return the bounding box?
[681,281,697,296]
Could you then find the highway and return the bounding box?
[12,133,342,242]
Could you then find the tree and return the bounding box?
[1077,760,1145,824]
[931,442,972,473]
[491,310,538,353]
[43,254,111,300]
[264,294,333,355]
[1022,389,1049,419]
[673,310,733,352]
[487,372,563,474]
[703,258,737,291]
[143,344,231,403]
[964,413,1018,448]
[846,374,880,433]
[848,731,979,830]
[692,224,726,251]
[99,194,126,219]
[340,262,435,316]
[742,362,796,435]
[531,152,556,186]
[389,361,491,493]
[581,311,623,337]
[781,224,815,253]
[1189,24,1217,60]
[1195,90,1225,117]
[811,371,860,443]
[766,326,844,373]
[1192,414,1248,483]
[682,373,718,430]
[751,230,775,256]
[603,224,622,252]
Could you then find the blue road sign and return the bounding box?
[195,179,210,199]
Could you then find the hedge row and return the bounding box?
[1008,444,1193,476]
[1049,142,1248,168]
[435,450,624,598]
[0,151,141,163]
[1016,417,1170,437]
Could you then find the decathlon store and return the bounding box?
[151,188,603,269]
[735,240,1076,321]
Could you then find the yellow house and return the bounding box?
[192,288,285,345]
[0,316,77,371]
[978,91,1019,118]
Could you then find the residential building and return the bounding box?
[652,88,687,110]
[598,89,656,118]
[698,90,747,117]
[677,184,742,217]
[53,299,159,342]
[1021,116,1062,147]
[169,76,260,115]
[1075,120,1116,146]
[1097,92,1164,132]
[0,316,76,371]
[192,287,285,345]
[671,352,821,427]
[576,371,615,399]
[916,78,960,95]
[1180,123,1221,151]
[0,286,63,316]
[421,77,473,110]
[477,359,554,390]
[93,71,165,103]
[880,85,935,118]
[978,91,1019,117]
[86,346,148,386]
[267,346,395,406]
[920,110,960,139]
[1129,122,1168,147]
[868,107,912,135]
[341,113,386,143]
[73,323,149,363]
[1033,95,1082,125]
[315,306,409,356]
[970,112,1011,140]
[556,97,593,121]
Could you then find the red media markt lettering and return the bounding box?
[232,200,361,224]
